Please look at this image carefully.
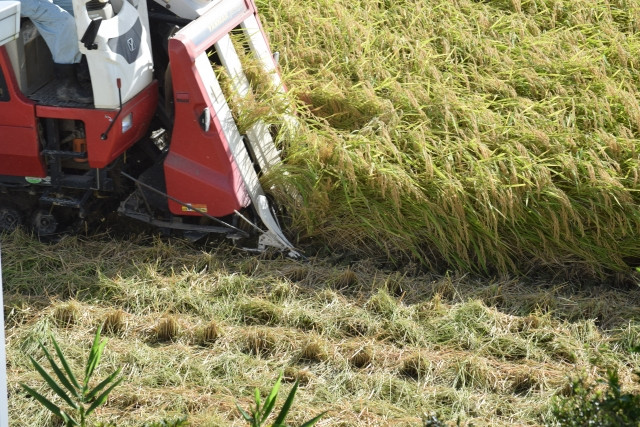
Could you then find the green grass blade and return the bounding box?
[28,356,78,410]
[299,411,327,427]
[38,341,79,399]
[85,375,123,416]
[85,368,122,401]
[260,374,282,424]
[60,411,79,427]
[254,387,261,409]
[85,326,103,375]
[20,383,64,418]
[236,402,253,422]
[271,379,298,426]
[50,334,80,389]
[85,327,106,387]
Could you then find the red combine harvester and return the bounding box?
[0,0,299,255]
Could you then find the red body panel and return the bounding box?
[0,42,158,174]
[164,1,260,217]
[165,42,247,217]
[36,81,158,169]
[0,47,44,177]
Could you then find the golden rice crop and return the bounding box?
[256,0,640,276]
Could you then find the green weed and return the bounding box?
[552,370,640,426]
[236,374,325,427]
[20,326,123,426]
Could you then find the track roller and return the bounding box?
[31,210,59,236]
[0,204,23,232]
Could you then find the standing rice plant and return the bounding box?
[255,0,640,276]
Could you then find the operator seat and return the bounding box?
[4,19,54,96]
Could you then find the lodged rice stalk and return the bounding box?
[250,0,640,276]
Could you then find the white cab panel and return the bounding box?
[73,0,154,108]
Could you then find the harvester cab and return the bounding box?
[73,0,154,110]
[0,0,298,256]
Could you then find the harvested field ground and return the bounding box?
[4,232,640,425]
